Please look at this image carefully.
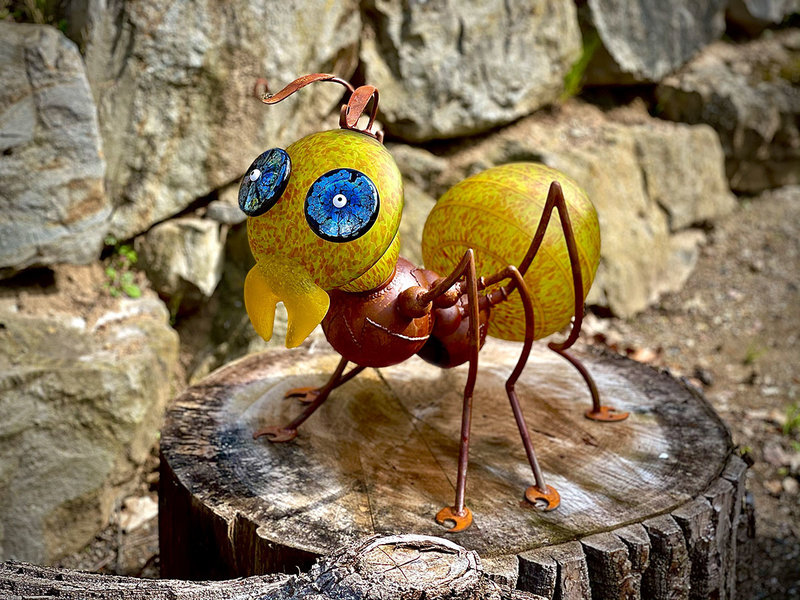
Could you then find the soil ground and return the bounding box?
[56,187,800,598]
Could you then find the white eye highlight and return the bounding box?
[332,194,348,208]
[249,169,261,182]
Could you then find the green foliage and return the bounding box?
[783,402,800,437]
[561,31,600,102]
[742,343,764,366]
[103,236,142,299]
[783,402,800,453]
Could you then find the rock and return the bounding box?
[727,0,800,35]
[581,0,727,85]
[360,0,581,141]
[764,479,784,496]
[790,453,800,476]
[662,229,708,300]
[205,183,246,226]
[629,347,659,364]
[0,23,110,278]
[70,0,361,240]
[387,144,450,197]
[134,217,226,312]
[763,441,792,467]
[783,476,800,496]
[656,30,800,193]
[119,495,159,534]
[633,125,735,230]
[694,366,715,387]
[0,269,179,563]
[175,222,290,384]
[426,101,733,317]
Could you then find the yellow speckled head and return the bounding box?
[422,163,600,342]
[247,129,402,290]
[240,128,403,347]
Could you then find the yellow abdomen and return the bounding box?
[421,164,600,342]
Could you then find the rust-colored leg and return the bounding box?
[285,363,365,404]
[550,346,627,422]
[502,267,560,510]
[434,250,480,532]
[519,182,627,423]
[254,357,364,442]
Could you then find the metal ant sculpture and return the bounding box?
[238,73,628,532]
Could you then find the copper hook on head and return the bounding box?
[255,73,383,141]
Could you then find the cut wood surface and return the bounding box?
[160,339,749,598]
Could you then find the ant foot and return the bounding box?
[435,506,473,532]
[284,386,320,405]
[253,426,298,443]
[525,485,560,511]
[585,406,629,422]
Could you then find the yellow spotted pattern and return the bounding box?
[247,129,403,291]
[421,164,600,341]
[339,233,400,292]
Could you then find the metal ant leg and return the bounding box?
[503,267,560,510]
[435,250,480,532]
[285,364,365,405]
[254,357,365,442]
[517,182,628,423]
[548,346,626,421]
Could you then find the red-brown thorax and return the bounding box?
[322,257,489,369]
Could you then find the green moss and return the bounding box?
[561,30,600,102]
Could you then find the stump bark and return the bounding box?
[160,339,750,599]
[0,535,523,599]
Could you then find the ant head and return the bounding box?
[238,74,403,347]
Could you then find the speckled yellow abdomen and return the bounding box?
[421,164,600,342]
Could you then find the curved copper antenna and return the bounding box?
[340,85,379,130]
[254,74,383,141]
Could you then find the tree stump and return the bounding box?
[0,535,519,599]
[160,339,749,599]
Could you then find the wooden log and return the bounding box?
[0,534,526,599]
[160,339,748,598]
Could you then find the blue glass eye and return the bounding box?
[305,169,380,242]
[238,148,291,217]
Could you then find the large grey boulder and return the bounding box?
[135,217,226,312]
[68,0,361,240]
[656,30,800,193]
[0,268,179,563]
[360,0,582,142]
[0,23,109,278]
[634,125,736,231]
[405,101,735,318]
[581,0,727,85]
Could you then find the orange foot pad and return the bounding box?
[435,506,473,532]
[585,406,629,422]
[253,426,298,443]
[525,485,560,511]
[284,386,320,405]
